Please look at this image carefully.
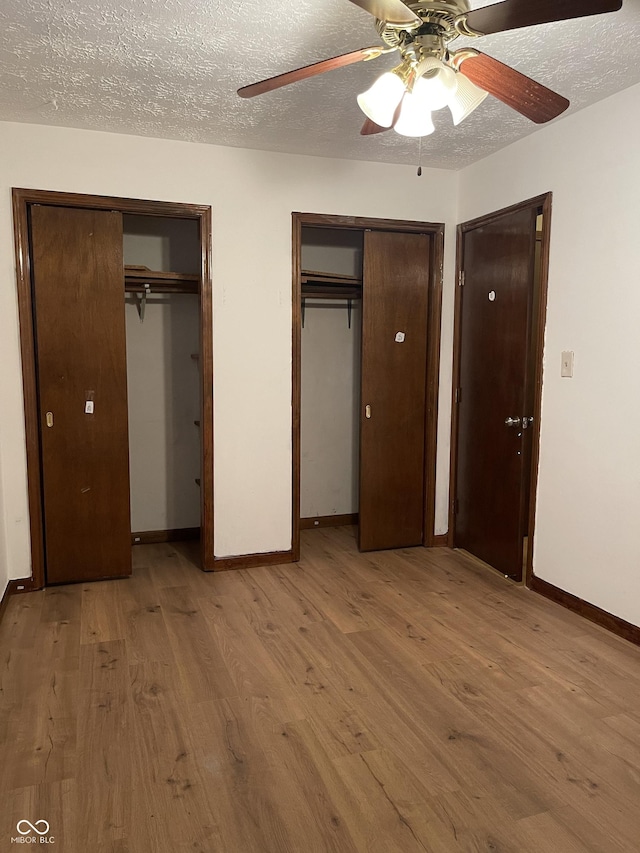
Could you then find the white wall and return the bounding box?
[301,229,362,280]
[301,229,362,519]
[123,215,200,274]
[0,120,457,585]
[458,81,640,628]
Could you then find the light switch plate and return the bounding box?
[561,351,574,378]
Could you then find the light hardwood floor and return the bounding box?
[1,527,640,852]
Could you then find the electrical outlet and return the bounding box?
[561,351,574,378]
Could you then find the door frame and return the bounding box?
[447,193,552,586]
[12,187,215,588]
[292,212,445,561]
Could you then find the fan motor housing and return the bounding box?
[376,0,471,48]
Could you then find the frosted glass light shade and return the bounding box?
[449,73,489,125]
[357,72,406,128]
[394,93,435,138]
[413,57,458,111]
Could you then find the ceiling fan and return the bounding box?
[237,0,623,138]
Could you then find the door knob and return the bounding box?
[504,416,521,427]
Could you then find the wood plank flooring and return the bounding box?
[1,527,640,852]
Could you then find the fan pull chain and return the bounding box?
[417,136,423,177]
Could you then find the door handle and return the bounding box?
[504,416,521,427]
[365,404,371,419]
[46,411,54,428]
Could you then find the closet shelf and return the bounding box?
[301,269,362,286]
[301,269,362,303]
[301,284,362,300]
[124,266,200,294]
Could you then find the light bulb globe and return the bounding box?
[394,93,435,138]
[357,72,406,128]
[413,57,458,111]
[448,73,489,125]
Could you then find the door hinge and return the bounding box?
[455,387,462,404]
[458,270,465,287]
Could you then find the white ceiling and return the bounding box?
[1,0,638,169]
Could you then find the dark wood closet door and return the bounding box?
[454,206,537,580]
[359,230,430,551]
[31,205,131,583]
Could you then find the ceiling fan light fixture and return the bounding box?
[448,72,489,126]
[394,93,435,138]
[413,57,459,112]
[357,65,407,127]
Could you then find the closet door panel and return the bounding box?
[31,205,131,584]
[359,230,429,551]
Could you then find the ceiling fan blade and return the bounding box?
[461,0,622,37]
[347,0,421,27]
[455,51,570,124]
[360,118,390,135]
[237,47,386,98]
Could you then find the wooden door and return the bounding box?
[359,230,430,551]
[31,205,132,584]
[454,206,537,580]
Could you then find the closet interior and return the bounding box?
[123,215,202,546]
[16,189,212,587]
[14,189,216,588]
[300,226,363,533]
[295,212,443,559]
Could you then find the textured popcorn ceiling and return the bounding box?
[0,0,638,169]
